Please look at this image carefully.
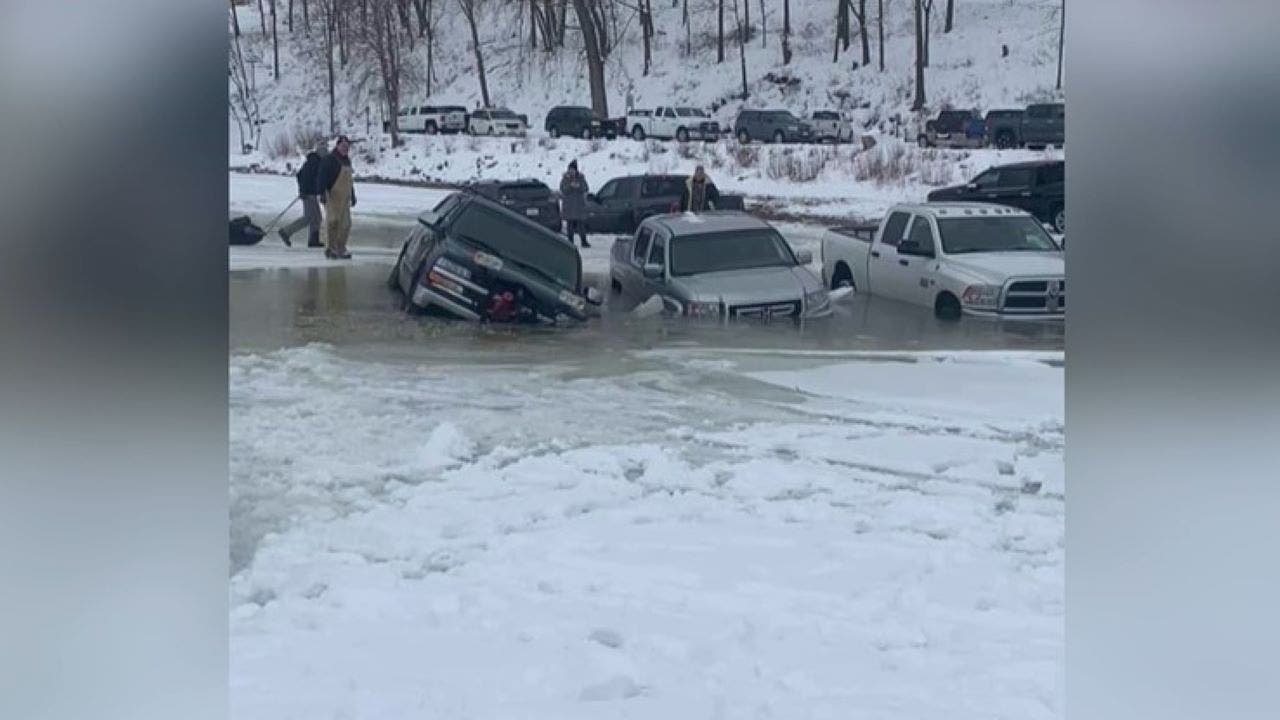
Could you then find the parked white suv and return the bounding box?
[821,202,1065,320]
[395,104,468,134]
[467,108,528,136]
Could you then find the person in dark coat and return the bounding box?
[559,160,590,248]
[677,165,721,213]
[318,135,357,260]
[278,139,328,248]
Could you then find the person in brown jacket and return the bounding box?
[318,135,357,260]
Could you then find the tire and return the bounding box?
[1052,205,1065,234]
[387,242,407,290]
[934,292,962,321]
[994,130,1015,149]
[772,130,785,144]
[631,126,646,141]
[549,126,561,139]
[737,129,750,143]
[676,127,689,142]
[830,263,854,291]
[425,122,438,135]
[917,134,930,148]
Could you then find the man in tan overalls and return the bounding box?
[317,135,357,259]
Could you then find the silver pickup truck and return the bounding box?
[609,212,831,321]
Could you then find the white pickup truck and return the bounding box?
[820,202,1065,320]
[626,106,722,142]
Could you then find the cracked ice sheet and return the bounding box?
[231,345,1062,719]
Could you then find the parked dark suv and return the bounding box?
[734,109,815,144]
[927,159,1065,233]
[1021,102,1065,149]
[582,174,746,234]
[984,109,1024,149]
[545,105,614,139]
[463,179,563,233]
[920,109,984,148]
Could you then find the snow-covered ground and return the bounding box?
[230,344,1063,718]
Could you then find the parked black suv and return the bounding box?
[927,159,1065,233]
[984,109,1024,149]
[734,109,815,144]
[388,192,594,323]
[545,105,615,139]
[582,174,747,233]
[463,179,563,233]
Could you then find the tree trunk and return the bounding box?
[743,0,751,42]
[877,0,884,71]
[326,1,336,132]
[459,0,490,107]
[782,0,792,65]
[230,0,241,37]
[641,0,653,76]
[760,0,766,48]
[303,0,310,32]
[257,0,267,34]
[923,1,932,67]
[717,0,725,63]
[558,0,568,46]
[735,0,749,99]
[270,0,280,80]
[857,0,870,65]
[572,0,608,116]
[288,0,294,32]
[945,0,954,33]
[1056,0,1064,90]
[426,0,435,93]
[912,0,925,110]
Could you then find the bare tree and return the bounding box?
[877,0,885,71]
[458,0,491,107]
[640,0,654,75]
[257,0,268,33]
[1056,0,1064,90]
[912,0,925,110]
[743,0,751,42]
[572,0,609,116]
[270,0,280,80]
[834,0,848,63]
[230,0,242,37]
[945,0,953,33]
[852,0,870,66]
[229,22,262,151]
[288,0,295,32]
[362,0,405,145]
[718,0,725,63]
[759,0,766,47]
[304,0,310,32]
[922,0,934,67]
[325,0,336,131]
[782,0,792,65]
[733,0,749,99]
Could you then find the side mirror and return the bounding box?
[643,263,664,280]
[898,240,934,258]
[794,248,814,265]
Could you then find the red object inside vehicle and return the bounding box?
[486,291,518,321]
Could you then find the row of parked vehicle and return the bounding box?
[918,102,1065,150]
[388,105,533,137]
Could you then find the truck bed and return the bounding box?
[827,222,879,242]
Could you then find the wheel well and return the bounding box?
[934,290,961,319]
[831,261,854,289]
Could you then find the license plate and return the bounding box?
[525,208,539,216]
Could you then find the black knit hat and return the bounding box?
[568,160,578,171]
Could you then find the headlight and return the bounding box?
[961,284,1001,308]
[435,257,472,279]
[472,251,504,272]
[558,290,586,313]
[686,300,722,318]
[804,288,830,311]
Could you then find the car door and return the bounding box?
[982,166,1038,212]
[1023,105,1051,145]
[586,179,624,232]
[640,230,669,300]
[619,226,654,302]
[868,211,911,301]
[890,215,940,308]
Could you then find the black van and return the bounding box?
[545,105,610,139]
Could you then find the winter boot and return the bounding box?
[306,229,323,248]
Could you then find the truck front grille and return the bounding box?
[1002,278,1065,314]
[729,300,801,320]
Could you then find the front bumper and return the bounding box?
[412,285,483,321]
[962,307,1066,321]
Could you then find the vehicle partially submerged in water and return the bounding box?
[388,192,599,324]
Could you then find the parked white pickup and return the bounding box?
[820,202,1065,320]
[626,107,721,142]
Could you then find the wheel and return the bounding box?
[736,129,750,143]
[1052,206,1065,234]
[772,130,785,143]
[676,127,689,142]
[549,126,561,138]
[581,127,593,140]
[917,134,930,148]
[994,130,1015,149]
[830,263,854,291]
[631,125,646,141]
[387,242,407,289]
[488,126,496,136]
[425,122,438,135]
[934,292,962,321]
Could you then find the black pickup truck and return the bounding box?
[582,174,747,234]
[927,159,1065,233]
[388,192,597,323]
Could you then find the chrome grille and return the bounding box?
[729,300,801,320]
[1002,278,1065,314]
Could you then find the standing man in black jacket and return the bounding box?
[677,165,722,213]
[279,139,328,248]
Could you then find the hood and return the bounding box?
[670,265,819,305]
[943,252,1065,284]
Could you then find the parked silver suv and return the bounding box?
[734,109,815,144]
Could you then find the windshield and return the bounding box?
[670,229,798,276]
[768,111,799,123]
[676,108,707,117]
[497,182,551,201]
[450,205,579,288]
[936,216,1061,254]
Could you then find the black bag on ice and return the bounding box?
[229,215,266,246]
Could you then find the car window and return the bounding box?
[880,212,910,247]
[972,169,999,188]
[595,180,618,200]
[1036,163,1064,185]
[647,233,666,267]
[937,216,1060,254]
[905,216,935,253]
[498,182,551,201]
[997,168,1036,188]
[641,177,685,198]
[669,229,797,276]
[633,227,654,264]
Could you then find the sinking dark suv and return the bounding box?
[463,178,562,233]
[388,192,597,323]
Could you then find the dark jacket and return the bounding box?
[678,177,721,212]
[318,151,356,206]
[559,171,589,221]
[295,151,326,195]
